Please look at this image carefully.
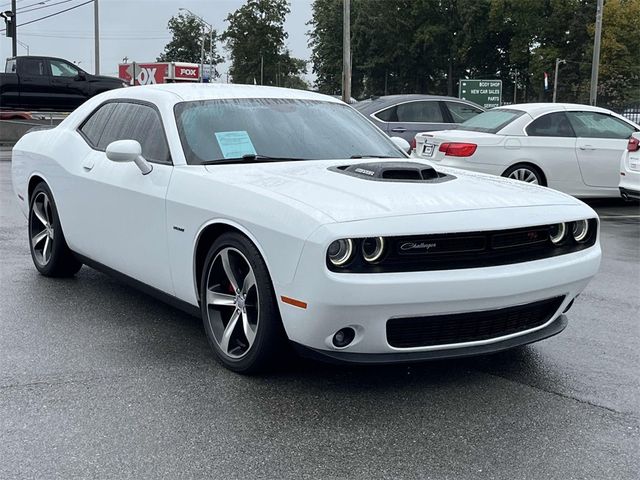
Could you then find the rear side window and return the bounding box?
[396,101,444,123]
[374,106,397,122]
[445,101,483,123]
[6,58,16,73]
[20,58,46,76]
[79,103,116,146]
[98,102,170,164]
[526,112,575,137]
[566,111,636,139]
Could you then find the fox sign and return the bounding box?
[118,62,200,85]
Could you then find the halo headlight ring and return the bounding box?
[571,219,590,243]
[362,237,386,263]
[549,223,567,245]
[327,239,354,266]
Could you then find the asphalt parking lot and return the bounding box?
[0,160,638,479]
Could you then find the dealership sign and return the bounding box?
[458,79,502,108]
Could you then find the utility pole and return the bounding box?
[589,0,604,106]
[553,58,566,103]
[260,55,264,85]
[199,23,205,82]
[342,0,351,103]
[94,0,100,74]
[11,0,17,57]
[208,29,213,82]
[513,69,518,104]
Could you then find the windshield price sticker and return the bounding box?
[215,131,257,159]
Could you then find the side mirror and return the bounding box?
[75,71,86,81]
[390,136,411,154]
[105,140,153,175]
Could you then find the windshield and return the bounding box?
[457,108,525,133]
[174,98,405,164]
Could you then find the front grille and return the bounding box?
[328,219,598,273]
[386,297,565,348]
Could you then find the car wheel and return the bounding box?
[28,182,82,277]
[502,164,545,186]
[200,232,286,373]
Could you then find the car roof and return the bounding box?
[496,102,616,117]
[353,94,482,114]
[99,83,343,104]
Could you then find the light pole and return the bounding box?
[94,0,100,74]
[11,0,17,57]
[552,58,566,103]
[179,8,213,83]
[17,39,28,55]
[342,0,351,103]
[589,0,604,106]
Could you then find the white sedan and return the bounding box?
[619,132,640,201]
[414,103,640,198]
[11,84,601,373]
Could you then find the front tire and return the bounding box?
[28,182,82,277]
[200,233,286,373]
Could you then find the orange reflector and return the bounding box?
[281,296,307,309]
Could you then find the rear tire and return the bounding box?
[502,164,545,186]
[28,182,82,277]
[199,232,286,374]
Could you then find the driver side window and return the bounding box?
[50,59,79,77]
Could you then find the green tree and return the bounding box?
[591,0,640,107]
[223,0,308,88]
[158,12,223,74]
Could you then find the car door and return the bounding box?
[73,100,175,294]
[380,100,451,142]
[16,57,53,110]
[48,59,86,110]
[566,111,638,188]
[522,112,580,189]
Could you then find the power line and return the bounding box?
[20,0,76,14]
[0,0,92,33]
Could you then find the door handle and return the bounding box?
[391,127,406,133]
[579,145,596,150]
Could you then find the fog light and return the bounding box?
[549,223,566,245]
[332,327,356,348]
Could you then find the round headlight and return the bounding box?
[362,237,386,263]
[328,239,354,266]
[572,220,589,242]
[549,223,566,245]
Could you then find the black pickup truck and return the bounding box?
[0,56,124,111]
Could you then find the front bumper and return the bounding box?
[276,208,601,359]
[293,314,568,364]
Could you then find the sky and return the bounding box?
[0,0,315,81]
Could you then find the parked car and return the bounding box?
[0,110,31,120]
[0,56,125,111]
[12,84,600,373]
[353,94,485,146]
[414,103,640,198]
[619,132,640,201]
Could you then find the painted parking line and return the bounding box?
[599,215,640,219]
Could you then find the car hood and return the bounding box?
[205,159,579,223]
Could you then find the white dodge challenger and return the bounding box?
[11,84,601,373]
